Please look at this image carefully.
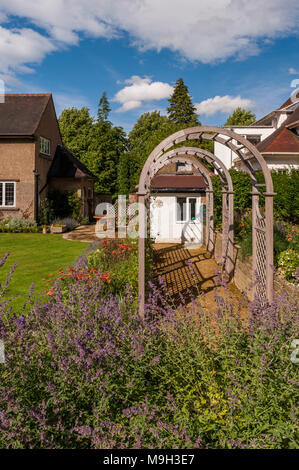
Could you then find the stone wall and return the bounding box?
[214,230,299,302]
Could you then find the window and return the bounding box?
[0,181,16,207]
[176,162,192,173]
[245,135,261,146]
[40,136,51,155]
[189,198,196,220]
[176,197,198,222]
[176,197,187,221]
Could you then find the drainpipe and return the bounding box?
[33,169,40,222]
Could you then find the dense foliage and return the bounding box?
[167,78,199,126]
[213,169,299,226]
[58,94,127,197]
[87,238,138,296]
[48,190,82,221]
[278,249,299,282]
[0,254,298,449]
[225,107,256,126]
[0,217,38,233]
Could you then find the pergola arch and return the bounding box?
[145,146,235,274]
[137,126,275,316]
[148,154,214,248]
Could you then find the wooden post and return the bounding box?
[221,189,228,268]
[205,189,214,253]
[251,186,259,299]
[138,193,147,319]
[265,192,275,303]
[226,190,234,276]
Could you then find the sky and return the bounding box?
[0,0,299,133]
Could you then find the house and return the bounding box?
[0,93,97,221]
[149,158,207,245]
[214,96,299,170]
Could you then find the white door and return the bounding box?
[175,196,203,244]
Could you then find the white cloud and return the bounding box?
[0,0,299,80]
[195,95,255,116]
[289,67,298,75]
[0,26,55,84]
[113,76,173,112]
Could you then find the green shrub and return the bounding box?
[0,217,38,233]
[235,214,298,265]
[1,252,298,449]
[48,190,82,221]
[39,198,55,226]
[51,217,79,231]
[87,238,138,296]
[278,249,299,282]
[213,169,299,228]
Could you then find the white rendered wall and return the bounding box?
[150,193,203,245]
[214,126,275,169]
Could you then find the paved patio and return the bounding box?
[153,243,246,314]
[62,224,98,242]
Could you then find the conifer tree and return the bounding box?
[97,92,111,122]
[167,78,199,126]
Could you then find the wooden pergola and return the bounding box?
[138,126,275,316]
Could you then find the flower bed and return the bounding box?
[0,217,38,233]
[0,253,298,449]
[86,238,138,296]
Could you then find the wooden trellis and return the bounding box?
[137,126,275,316]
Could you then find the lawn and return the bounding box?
[0,233,86,310]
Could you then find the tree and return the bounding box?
[125,111,180,192]
[117,153,130,195]
[225,107,256,126]
[84,121,127,196]
[59,97,127,197]
[167,78,199,126]
[58,107,93,158]
[97,92,111,122]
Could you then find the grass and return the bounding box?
[0,233,86,310]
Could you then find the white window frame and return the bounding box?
[0,181,16,208]
[40,136,51,156]
[176,162,193,173]
[176,196,199,223]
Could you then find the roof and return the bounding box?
[278,91,299,110]
[251,93,299,126]
[151,175,206,192]
[256,127,299,153]
[47,145,97,180]
[256,106,299,153]
[285,104,299,128]
[0,94,51,136]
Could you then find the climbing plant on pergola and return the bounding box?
[137,126,275,316]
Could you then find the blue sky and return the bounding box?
[0,1,299,132]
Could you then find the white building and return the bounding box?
[214,97,299,170]
[147,98,299,245]
[149,165,207,246]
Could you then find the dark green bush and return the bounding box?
[39,198,55,226]
[48,190,82,221]
[213,169,299,228]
